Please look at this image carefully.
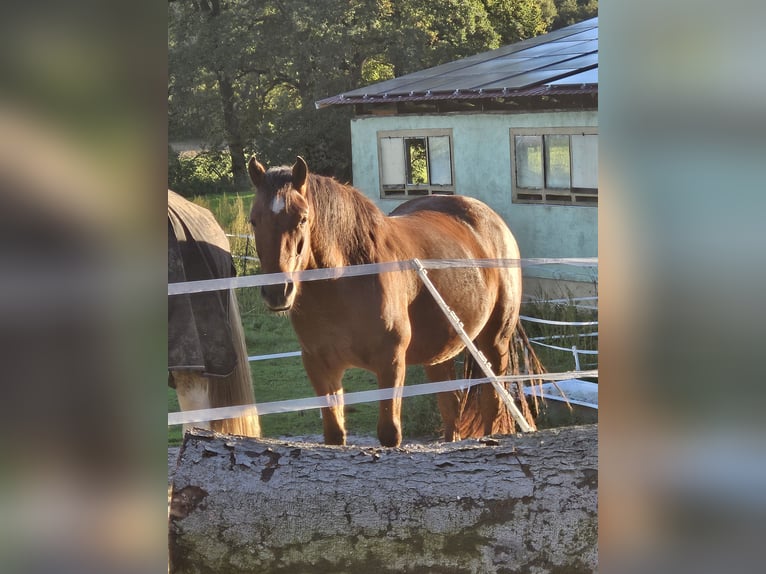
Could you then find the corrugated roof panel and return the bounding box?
[556,28,598,42]
[539,53,598,69]
[483,54,575,71]
[379,75,470,94]
[511,41,574,58]
[550,39,598,55]
[341,76,424,97]
[479,69,579,90]
[546,68,598,86]
[314,84,598,108]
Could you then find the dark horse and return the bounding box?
[248,157,534,447]
[168,190,260,437]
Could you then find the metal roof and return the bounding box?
[316,17,597,109]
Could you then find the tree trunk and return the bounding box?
[216,71,249,189]
[169,425,597,574]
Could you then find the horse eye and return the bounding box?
[299,215,308,227]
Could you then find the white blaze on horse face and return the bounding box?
[270,195,286,214]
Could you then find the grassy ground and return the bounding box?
[169,192,597,445]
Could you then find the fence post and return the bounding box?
[411,258,533,433]
[572,345,581,371]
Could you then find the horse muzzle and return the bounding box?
[260,282,296,312]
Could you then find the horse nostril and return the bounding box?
[260,283,294,311]
[296,237,305,256]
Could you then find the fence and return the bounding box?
[168,257,598,430]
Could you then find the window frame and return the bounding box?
[510,127,598,206]
[376,129,455,198]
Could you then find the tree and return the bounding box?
[485,0,558,42]
[552,0,598,29]
[168,1,563,186]
[169,0,257,188]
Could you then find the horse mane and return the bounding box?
[307,173,387,266]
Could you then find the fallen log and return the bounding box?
[169,424,597,573]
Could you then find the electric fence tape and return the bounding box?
[168,369,598,427]
[168,257,598,296]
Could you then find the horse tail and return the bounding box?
[456,321,544,437]
[208,290,261,437]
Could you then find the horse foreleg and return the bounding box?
[302,354,346,445]
[425,360,461,442]
[375,354,407,447]
[321,391,346,446]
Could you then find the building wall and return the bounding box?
[349,110,598,286]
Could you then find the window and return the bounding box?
[511,128,598,205]
[377,129,454,197]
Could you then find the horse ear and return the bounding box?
[292,156,308,196]
[248,156,266,188]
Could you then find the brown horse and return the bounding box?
[168,190,260,438]
[248,156,533,447]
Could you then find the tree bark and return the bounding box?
[169,425,597,574]
[216,71,249,189]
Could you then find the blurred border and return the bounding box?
[601,1,766,572]
[2,1,766,573]
[0,1,167,573]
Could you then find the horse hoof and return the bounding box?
[378,427,402,448]
[324,431,346,446]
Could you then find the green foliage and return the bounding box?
[406,139,429,184]
[551,0,598,29]
[361,56,395,84]
[168,147,238,196]
[484,0,555,42]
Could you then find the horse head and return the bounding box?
[248,155,313,311]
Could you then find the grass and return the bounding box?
[519,294,599,375]
[169,193,598,445]
[192,191,258,276]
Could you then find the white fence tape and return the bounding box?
[248,351,303,362]
[168,257,598,296]
[168,369,598,427]
[519,315,598,326]
[524,296,599,304]
[528,340,599,355]
[529,332,599,342]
